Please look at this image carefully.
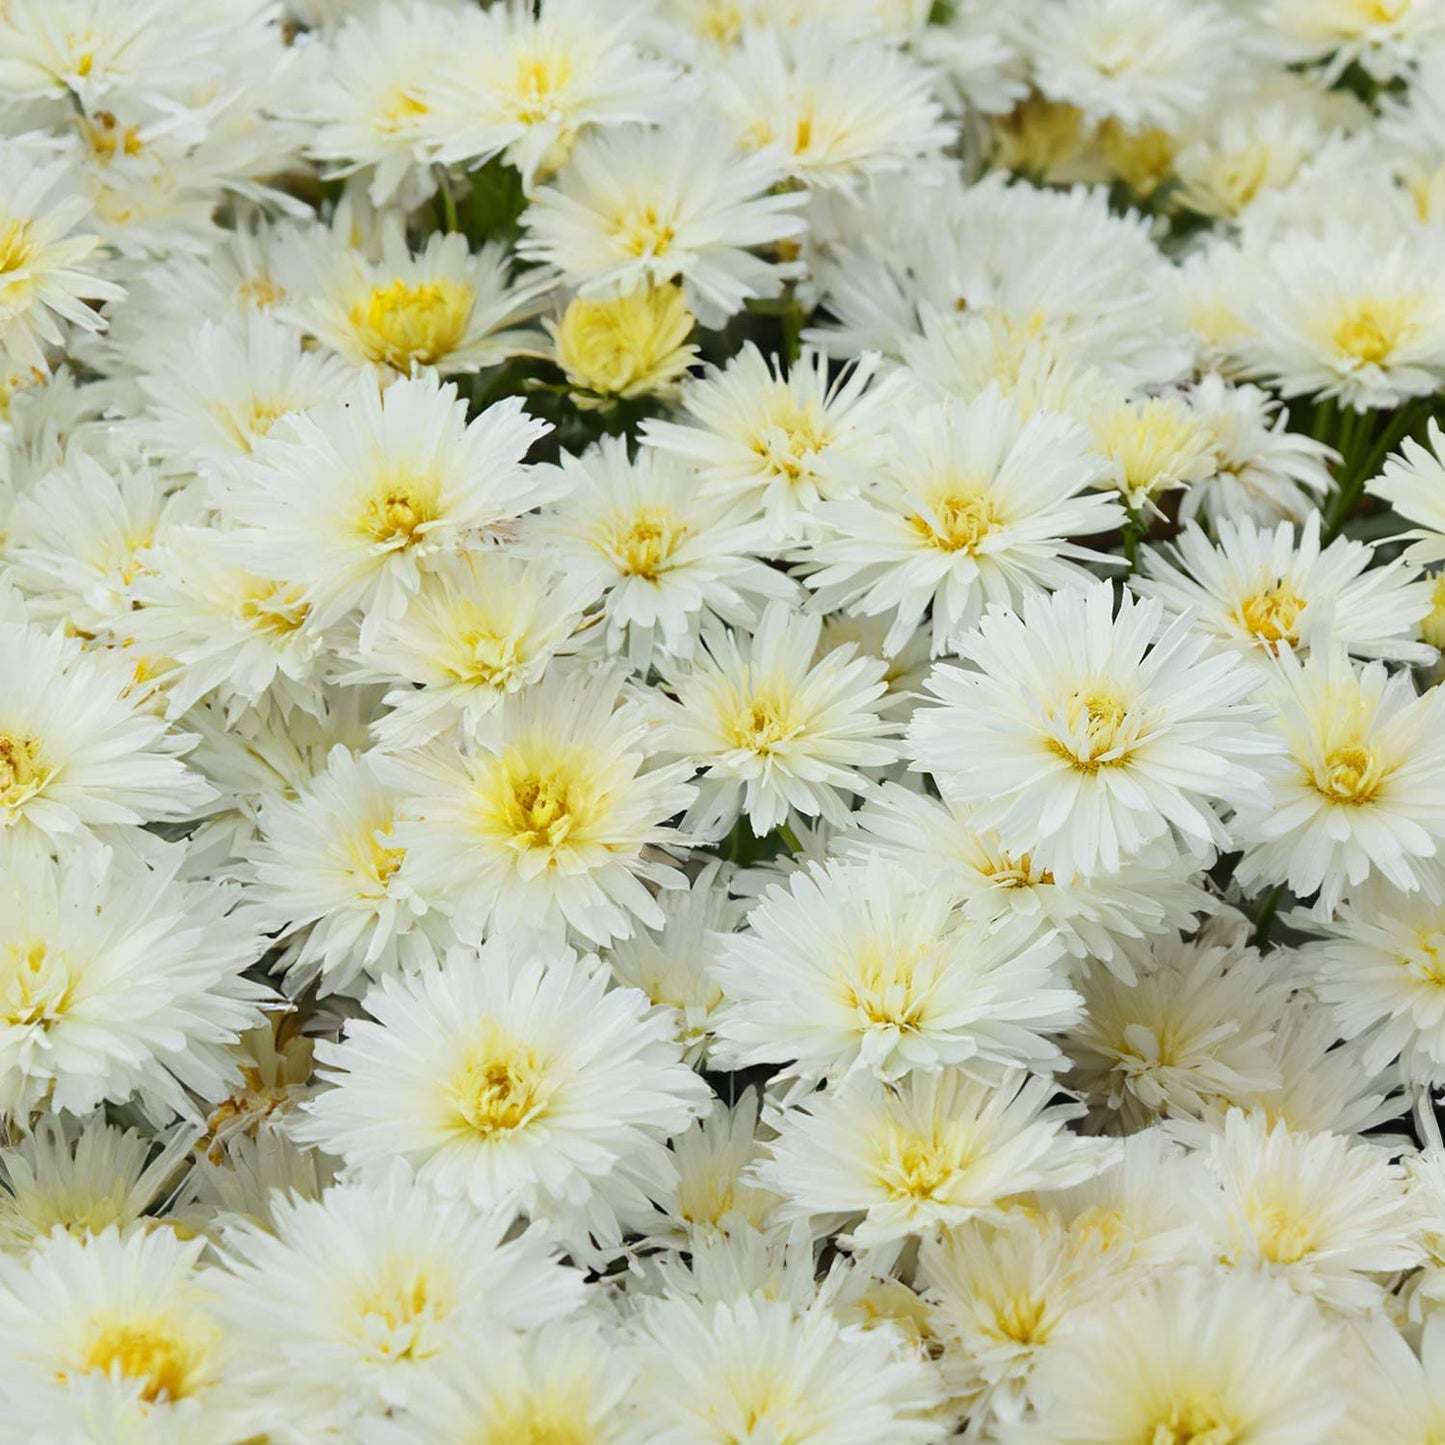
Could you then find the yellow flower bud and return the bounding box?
[550,284,697,401]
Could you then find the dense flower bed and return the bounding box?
[3,1,1445,1440]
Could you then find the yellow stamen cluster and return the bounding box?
[348,278,474,371]
[553,285,696,400]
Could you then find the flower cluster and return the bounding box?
[6,0,1445,1440]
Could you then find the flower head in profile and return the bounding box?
[909,582,1278,880]
[659,602,900,840]
[297,940,711,1251]
[384,663,696,948]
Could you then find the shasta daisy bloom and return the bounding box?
[1177,374,1336,529]
[300,0,462,206]
[1262,0,1445,82]
[132,311,353,472]
[246,745,456,997]
[1010,1270,1344,1445]
[216,372,555,645]
[1301,882,1445,1087]
[548,282,699,403]
[661,1089,781,1239]
[0,620,212,848]
[908,582,1277,881]
[602,858,744,1069]
[121,526,328,724]
[214,1168,585,1430]
[802,387,1121,657]
[0,1226,247,1437]
[298,221,554,378]
[1235,647,1445,915]
[1062,932,1286,1133]
[351,552,592,751]
[707,23,954,195]
[383,664,695,948]
[1367,417,1445,569]
[1089,393,1217,515]
[526,437,796,669]
[1133,511,1434,668]
[1235,226,1445,411]
[0,840,272,1126]
[641,344,900,538]
[428,0,687,187]
[754,1067,1097,1245]
[358,1321,635,1445]
[1202,1109,1421,1315]
[0,1112,194,1251]
[658,603,899,840]
[0,139,122,373]
[1028,0,1242,129]
[710,855,1080,1083]
[296,941,711,1248]
[629,1292,946,1445]
[846,783,1211,982]
[517,121,807,327]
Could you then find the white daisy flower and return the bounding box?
[246,745,456,998]
[526,436,796,669]
[1177,374,1337,529]
[0,619,213,849]
[1341,1315,1445,1445]
[629,1292,946,1445]
[657,602,900,840]
[0,1226,247,1438]
[706,22,954,195]
[1367,416,1445,568]
[755,1067,1098,1245]
[428,0,688,187]
[296,940,711,1251]
[1027,0,1244,130]
[383,663,696,948]
[1133,511,1434,667]
[1234,225,1445,411]
[517,121,807,327]
[1062,930,1286,1133]
[1202,1108,1421,1315]
[661,1089,781,1241]
[214,1167,584,1430]
[132,311,353,473]
[846,783,1212,982]
[908,582,1278,881]
[1236,647,1445,915]
[0,139,122,373]
[0,840,272,1127]
[1012,1270,1344,1445]
[296,219,554,377]
[710,854,1081,1083]
[350,551,593,751]
[802,386,1121,656]
[1301,881,1445,1087]
[216,371,555,645]
[641,343,901,538]
[1260,0,1445,82]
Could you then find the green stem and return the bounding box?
[1121,507,1145,572]
[777,822,802,853]
[435,165,459,234]
[1251,883,1285,949]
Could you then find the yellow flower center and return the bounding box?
[506,773,576,849]
[1238,582,1305,645]
[1247,1201,1314,1266]
[915,491,1000,554]
[347,277,474,370]
[380,89,429,132]
[616,203,677,259]
[1148,1397,1238,1445]
[992,96,1087,177]
[1095,399,1215,506]
[727,692,801,755]
[1048,690,1133,772]
[751,399,832,483]
[1332,298,1412,367]
[449,1032,550,1138]
[491,1409,593,1445]
[0,218,35,277]
[237,578,310,635]
[0,731,50,811]
[84,1320,198,1404]
[509,47,573,123]
[980,853,1055,888]
[877,1132,959,1202]
[990,1293,1047,1345]
[84,110,143,162]
[237,274,285,309]
[1098,120,1177,198]
[357,1267,449,1361]
[1,939,73,1028]
[363,477,441,548]
[1314,744,1385,805]
[604,508,689,580]
[842,945,934,1031]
